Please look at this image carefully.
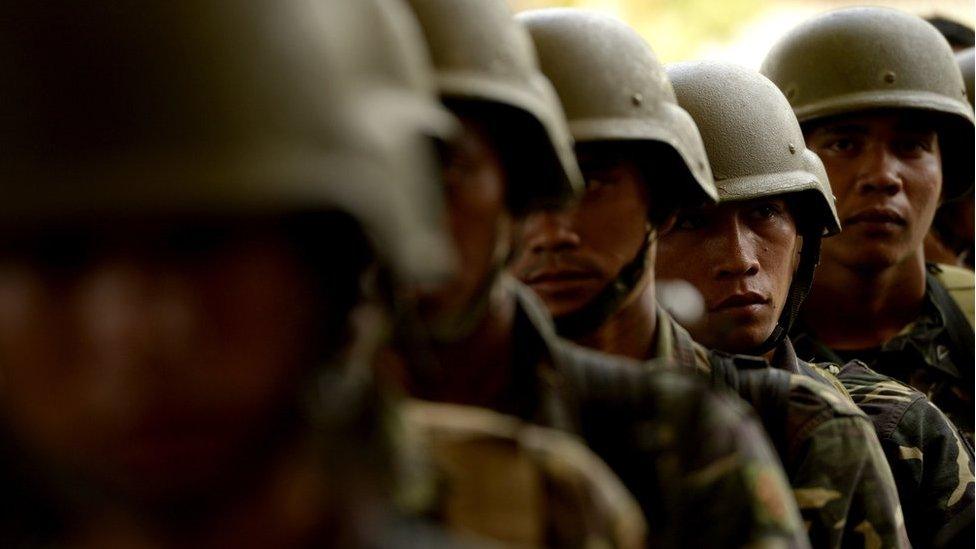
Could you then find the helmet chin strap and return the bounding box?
[554,223,655,340]
[751,231,823,356]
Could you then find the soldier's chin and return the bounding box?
[699,318,773,355]
[534,289,599,320]
[824,233,913,272]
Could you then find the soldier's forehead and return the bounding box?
[811,111,939,135]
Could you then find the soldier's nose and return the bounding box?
[855,145,904,196]
[712,226,761,279]
[518,210,581,254]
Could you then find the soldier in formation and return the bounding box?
[762,7,976,450]
[509,11,907,547]
[396,1,805,546]
[655,60,974,548]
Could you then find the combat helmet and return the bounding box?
[518,8,717,338]
[760,7,975,200]
[957,48,975,107]
[518,8,717,208]
[405,0,583,214]
[668,61,840,353]
[0,0,455,287]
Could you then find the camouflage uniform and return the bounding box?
[404,400,646,548]
[825,360,975,547]
[410,279,810,548]
[793,263,975,448]
[792,266,976,548]
[655,309,909,548]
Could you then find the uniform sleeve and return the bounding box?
[679,390,812,549]
[839,361,976,547]
[788,415,910,548]
[885,397,975,547]
[576,369,811,549]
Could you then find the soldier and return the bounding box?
[400,1,808,546]
[509,11,911,548]
[0,1,654,547]
[927,47,976,269]
[761,7,976,448]
[657,60,974,548]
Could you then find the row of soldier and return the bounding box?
[0,1,972,547]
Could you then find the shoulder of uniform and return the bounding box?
[807,360,841,377]
[785,371,866,417]
[833,361,925,439]
[403,399,647,546]
[797,359,857,404]
[932,263,976,290]
[931,263,975,326]
[835,360,917,394]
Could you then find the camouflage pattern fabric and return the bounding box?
[508,280,810,548]
[792,264,974,448]
[828,360,975,547]
[662,311,909,548]
[404,400,647,548]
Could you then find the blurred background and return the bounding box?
[507,0,976,67]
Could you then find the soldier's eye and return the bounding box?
[892,137,932,158]
[826,138,857,153]
[750,203,783,220]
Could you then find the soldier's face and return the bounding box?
[0,223,321,508]
[656,199,800,353]
[806,112,942,271]
[510,146,651,318]
[419,113,509,322]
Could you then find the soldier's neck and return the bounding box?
[801,249,926,350]
[424,280,517,411]
[577,274,658,361]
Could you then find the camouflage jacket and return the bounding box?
[658,311,909,548]
[403,399,646,548]
[828,360,975,547]
[792,263,974,447]
[433,279,810,548]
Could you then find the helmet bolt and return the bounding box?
[883,71,896,83]
[788,143,796,154]
[631,92,643,106]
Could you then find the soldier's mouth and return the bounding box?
[845,207,906,226]
[527,269,599,288]
[711,291,769,312]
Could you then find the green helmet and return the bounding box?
[760,7,975,200]
[668,61,839,353]
[668,62,840,236]
[0,0,454,286]
[958,48,975,107]
[518,8,717,208]
[405,0,582,214]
